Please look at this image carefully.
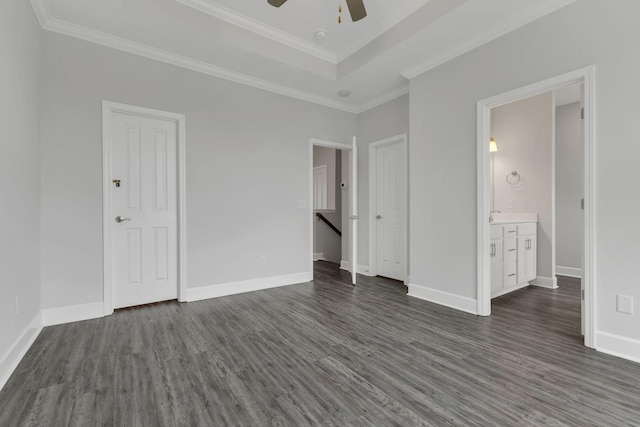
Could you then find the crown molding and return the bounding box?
[401,0,578,79]
[355,85,409,114]
[30,0,49,27]
[175,0,337,64]
[30,6,359,114]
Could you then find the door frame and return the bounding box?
[368,133,408,282]
[102,101,187,315]
[476,66,596,348]
[309,138,352,278]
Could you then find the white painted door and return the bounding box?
[110,112,178,308]
[375,141,406,281]
[351,136,358,285]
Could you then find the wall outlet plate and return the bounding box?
[616,295,634,314]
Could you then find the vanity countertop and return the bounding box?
[490,219,537,225]
[490,212,538,224]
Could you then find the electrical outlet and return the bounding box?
[616,295,634,314]
[259,256,266,266]
[15,296,19,315]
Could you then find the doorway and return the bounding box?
[476,66,596,348]
[309,138,357,285]
[102,101,187,314]
[368,134,408,282]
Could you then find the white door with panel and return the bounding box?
[110,112,178,308]
[374,141,406,281]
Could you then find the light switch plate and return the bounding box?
[507,199,514,209]
[616,295,634,314]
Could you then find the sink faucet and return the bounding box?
[490,210,501,222]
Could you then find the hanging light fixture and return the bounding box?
[489,137,498,152]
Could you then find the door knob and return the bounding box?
[115,216,131,223]
[376,215,382,219]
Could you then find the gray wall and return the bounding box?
[39,32,357,309]
[492,92,553,279]
[555,102,584,272]
[313,147,342,263]
[356,94,410,270]
[0,0,42,364]
[409,0,640,340]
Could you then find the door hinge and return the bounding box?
[581,107,584,119]
[581,198,585,210]
[582,289,585,300]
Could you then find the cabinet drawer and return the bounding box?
[490,225,502,239]
[503,262,517,288]
[517,223,537,236]
[503,225,517,237]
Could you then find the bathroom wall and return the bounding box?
[492,92,554,282]
[555,102,584,276]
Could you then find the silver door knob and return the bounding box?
[376,215,382,219]
[115,216,131,223]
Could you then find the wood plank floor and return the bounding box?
[2,263,640,426]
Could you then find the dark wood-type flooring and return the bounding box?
[1,262,640,426]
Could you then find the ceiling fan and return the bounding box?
[267,0,367,23]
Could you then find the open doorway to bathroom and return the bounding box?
[477,67,595,348]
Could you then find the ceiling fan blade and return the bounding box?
[267,0,288,7]
[345,0,367,22]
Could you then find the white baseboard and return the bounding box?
[491,282,530,299]
[313,252,326,261]
[556,266,582,278]
[531,275,558,289]
[407,283,477,315]
[596,331,640,364]
[338,260,373,276]
[42,302,105,326]
[186,272,312,302]
[0,313,42,392]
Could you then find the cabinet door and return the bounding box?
[490,239,503,293]
[517,237,527,284]
[502,237,517,289]
[525,236,537,281]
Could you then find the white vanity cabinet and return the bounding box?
[490,222,537,298]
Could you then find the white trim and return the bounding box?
[337,260,372,276]
[0,313,42,392]
[185,272,311,302]
[102,101,188,314]
[401,0,578,79]
[309,139,353,280]
[408,283,477,315]
[556,266,582,278]
[35,14,359,114]
[530,276,558,289]
[29,0,49,27]
[354,86,410,115]
[476,65,596,349]
[313,252,326,261]
[368,134,408,282]
[491,282,530,299]
[175,0,336,63]
[42,302,104,326]
[596,331,640,364]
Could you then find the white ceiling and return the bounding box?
[31,0,577,113]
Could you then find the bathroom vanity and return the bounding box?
[490,220,537,298]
